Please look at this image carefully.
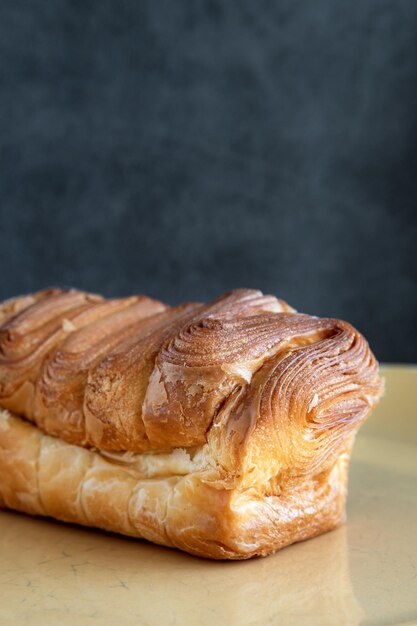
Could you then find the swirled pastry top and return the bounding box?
[0,288,382,489]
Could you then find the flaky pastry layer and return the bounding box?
[0,409,351,559]
[0,288,383,558]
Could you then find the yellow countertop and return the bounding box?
[0,364,416,626]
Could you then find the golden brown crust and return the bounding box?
[0,287,383,559]
[34,295,168,444]
[0,409,350,559]
[0,287,297,451]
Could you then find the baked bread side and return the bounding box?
[0,408,351,559]
[0,288,383,559]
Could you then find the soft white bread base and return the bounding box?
[0,409,349,559]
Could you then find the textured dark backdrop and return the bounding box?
[0,1,416,362]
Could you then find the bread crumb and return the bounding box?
[62,318,76,332]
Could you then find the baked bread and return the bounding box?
[0,288,383,559]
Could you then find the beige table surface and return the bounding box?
[0,364,416,626]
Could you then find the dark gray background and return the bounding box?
[0,1,416,362]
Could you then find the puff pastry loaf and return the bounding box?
[0,288,382,559]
